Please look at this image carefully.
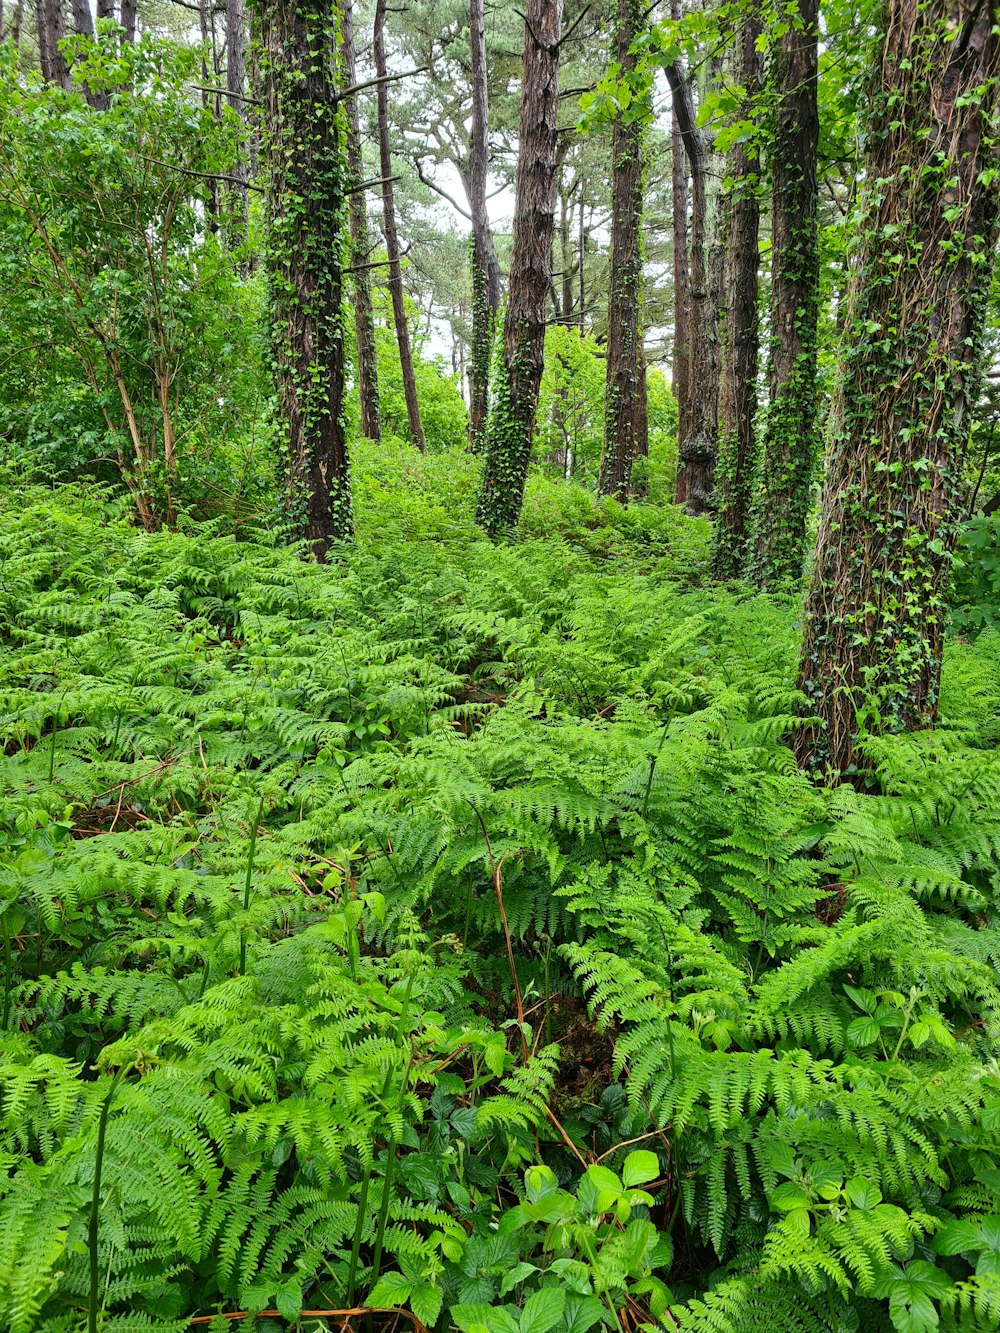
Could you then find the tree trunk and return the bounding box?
[255,0,351,556]
[121,0,136,41]
[475,0,563,536]
[751,0,820,587]
[373,0,425,451]
[11,0,26,49]
[468,0,501,451]
[712,10,763,576]
[96,0,114,18]
[341,0,381,441]
[225,0,249,256]
[598,0,647,503]
[69,0,93,36]
[670,112,690,456]
[667,59,719,515]
[795,0,999,775]
[36,0,69,86]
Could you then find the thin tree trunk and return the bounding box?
[256,0,351,556]
[795,0,1000,775]
[669,0,690,458]
[577,197,586,331]
[11,0,26,49]
[121,0,135,40]
[712,10,763,576]
[374,0,425,451]
[225,0,249,256]
[468,0,501,451]
[751,0,820,587]
[667,58,717,514]
[599,0,647,503]
[476,0,563,536]
[341,0,381,441]
[36,0,69,86]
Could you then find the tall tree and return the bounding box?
[712,9,763,576]
[121,0,136,41]
[750,0,820,586]
[373,0,425,451]
[468,0,501,452]
[796,0,999,774]
[598,0,648,503]
[476,0,563,535]
[667,57,721,516]
[36,0,69,86]
[341,0,381,441]
[669,0,690,454]
[225,0,249,253]
[255,0,351,555]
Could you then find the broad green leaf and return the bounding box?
[622,1149,659,1187]
[520,1286,567,1333]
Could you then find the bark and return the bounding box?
[121,0,135,40]
[598,0,647,503]
[340,0,381,440]
[475,0,563,536]
[225,0,249,254]
[751,0,820,587]
[670,112,690,451]
[256,0,352,555]
[468,0,501,451]
[11,0,26,48]
[374,0,425,451]
[96,0,114,17]
[795,0,1000,775]
[712,10,763,576]
[667,58,720,515]
[36,0,69,86]
[69,0,93,35]
[669,0,690,454]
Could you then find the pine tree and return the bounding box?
[751,0,820,588]
[476,0,563,536]
[598,0,648,504]
[796,0,1000,773]
[255,0,352,555]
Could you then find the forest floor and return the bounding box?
[4,444,1000,1332]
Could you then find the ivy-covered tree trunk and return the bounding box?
[598,0,647,504]
[796,0,1000,775]
[374,0,425,452]
[256,0,352,556]
[476,0,562,536]
[712,10,763,577]
[342,0,381,442]
[750,0,819,587]
[468,0,500,453]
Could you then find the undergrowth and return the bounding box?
[3,444,1000,1333]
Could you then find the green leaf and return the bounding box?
[409,1281,444,1327]
[520,1287,567,1333]
[622,1149,659,1187]
[770,1182,811,1212]
[845,1178,882,1210]
[847,1016,881,1047]
[367,1271,413,1308]
[932,1219,981,1255]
